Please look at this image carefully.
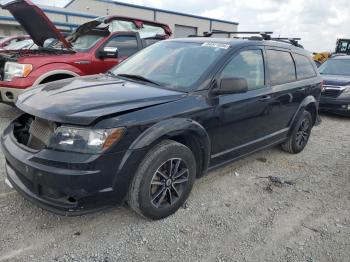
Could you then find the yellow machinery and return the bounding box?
[313,39,350,66]
[313,52,331,67]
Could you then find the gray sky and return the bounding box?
[34,0,348,52]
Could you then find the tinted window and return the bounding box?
[294,54,316,79]
[267,50,296,85]
[105,36,139,57]
[221,49,265,90]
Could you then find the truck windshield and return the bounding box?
[111,41,230,92]
[319,59,350,76]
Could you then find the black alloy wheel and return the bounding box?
[127,140,196,220]
[295,117,311,148]
[150,158,189,208]
[281,110,313,154]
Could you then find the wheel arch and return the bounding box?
[33,70,80,86]
[128,118,211,178]
[289,95,318,134]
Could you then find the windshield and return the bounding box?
[319,59,350,76]
[112,41,229,91]
[70,34,104,51]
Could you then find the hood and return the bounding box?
[321,74,350,86]
[16,75,186,126]
[0,0,71,48]
[73,16,172,39]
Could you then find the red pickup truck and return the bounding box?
[0,0,172,103]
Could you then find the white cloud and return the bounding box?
[115,0,349,52]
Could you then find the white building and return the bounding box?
[0,0,238,38]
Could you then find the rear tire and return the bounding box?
[127,139,196,220]
[282,111,313,154]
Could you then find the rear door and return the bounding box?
[265,48,306,131]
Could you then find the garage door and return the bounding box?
[175,25,198,38]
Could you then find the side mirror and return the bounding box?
[99,47,118,59]
[213,77,248,95]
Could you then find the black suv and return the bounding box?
[1,37,322,219]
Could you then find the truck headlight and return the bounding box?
[48,126,125,154]
[4,62,33,81]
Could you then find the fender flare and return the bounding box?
[289,95,318,134]
[118,118,211,177]
[33,70,80,86]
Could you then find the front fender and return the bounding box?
[118,118,211,179]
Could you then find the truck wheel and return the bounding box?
[281,111,313,154]
[127,139,196,220]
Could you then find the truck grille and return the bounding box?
[0,60,5,81]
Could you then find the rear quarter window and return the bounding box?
[293,53,317,79]
[266,49,296,85]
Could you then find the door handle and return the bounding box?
[259,95,271,102]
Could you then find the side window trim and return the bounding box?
[217,46,267,91]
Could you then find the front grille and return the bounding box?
[0,59,5,81]
[28,118,55,147]
[13,115,56,150]
[322,89,342,97]
[322,86,344,98]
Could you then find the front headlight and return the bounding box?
[48,126,125,154]
[4,62,33,81]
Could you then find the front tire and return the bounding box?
[282,111,313,154]
[127,140,196,220]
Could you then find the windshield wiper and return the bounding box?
[117,74,161,86]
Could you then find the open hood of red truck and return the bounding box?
[0,0,71,48]
[74,15,172,39]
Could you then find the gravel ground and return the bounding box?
[0,103,349,262]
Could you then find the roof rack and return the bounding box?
[203,31,274,40]
[190,31,303,48]
[270,38,303,48]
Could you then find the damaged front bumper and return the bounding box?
[0,120,134,216]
